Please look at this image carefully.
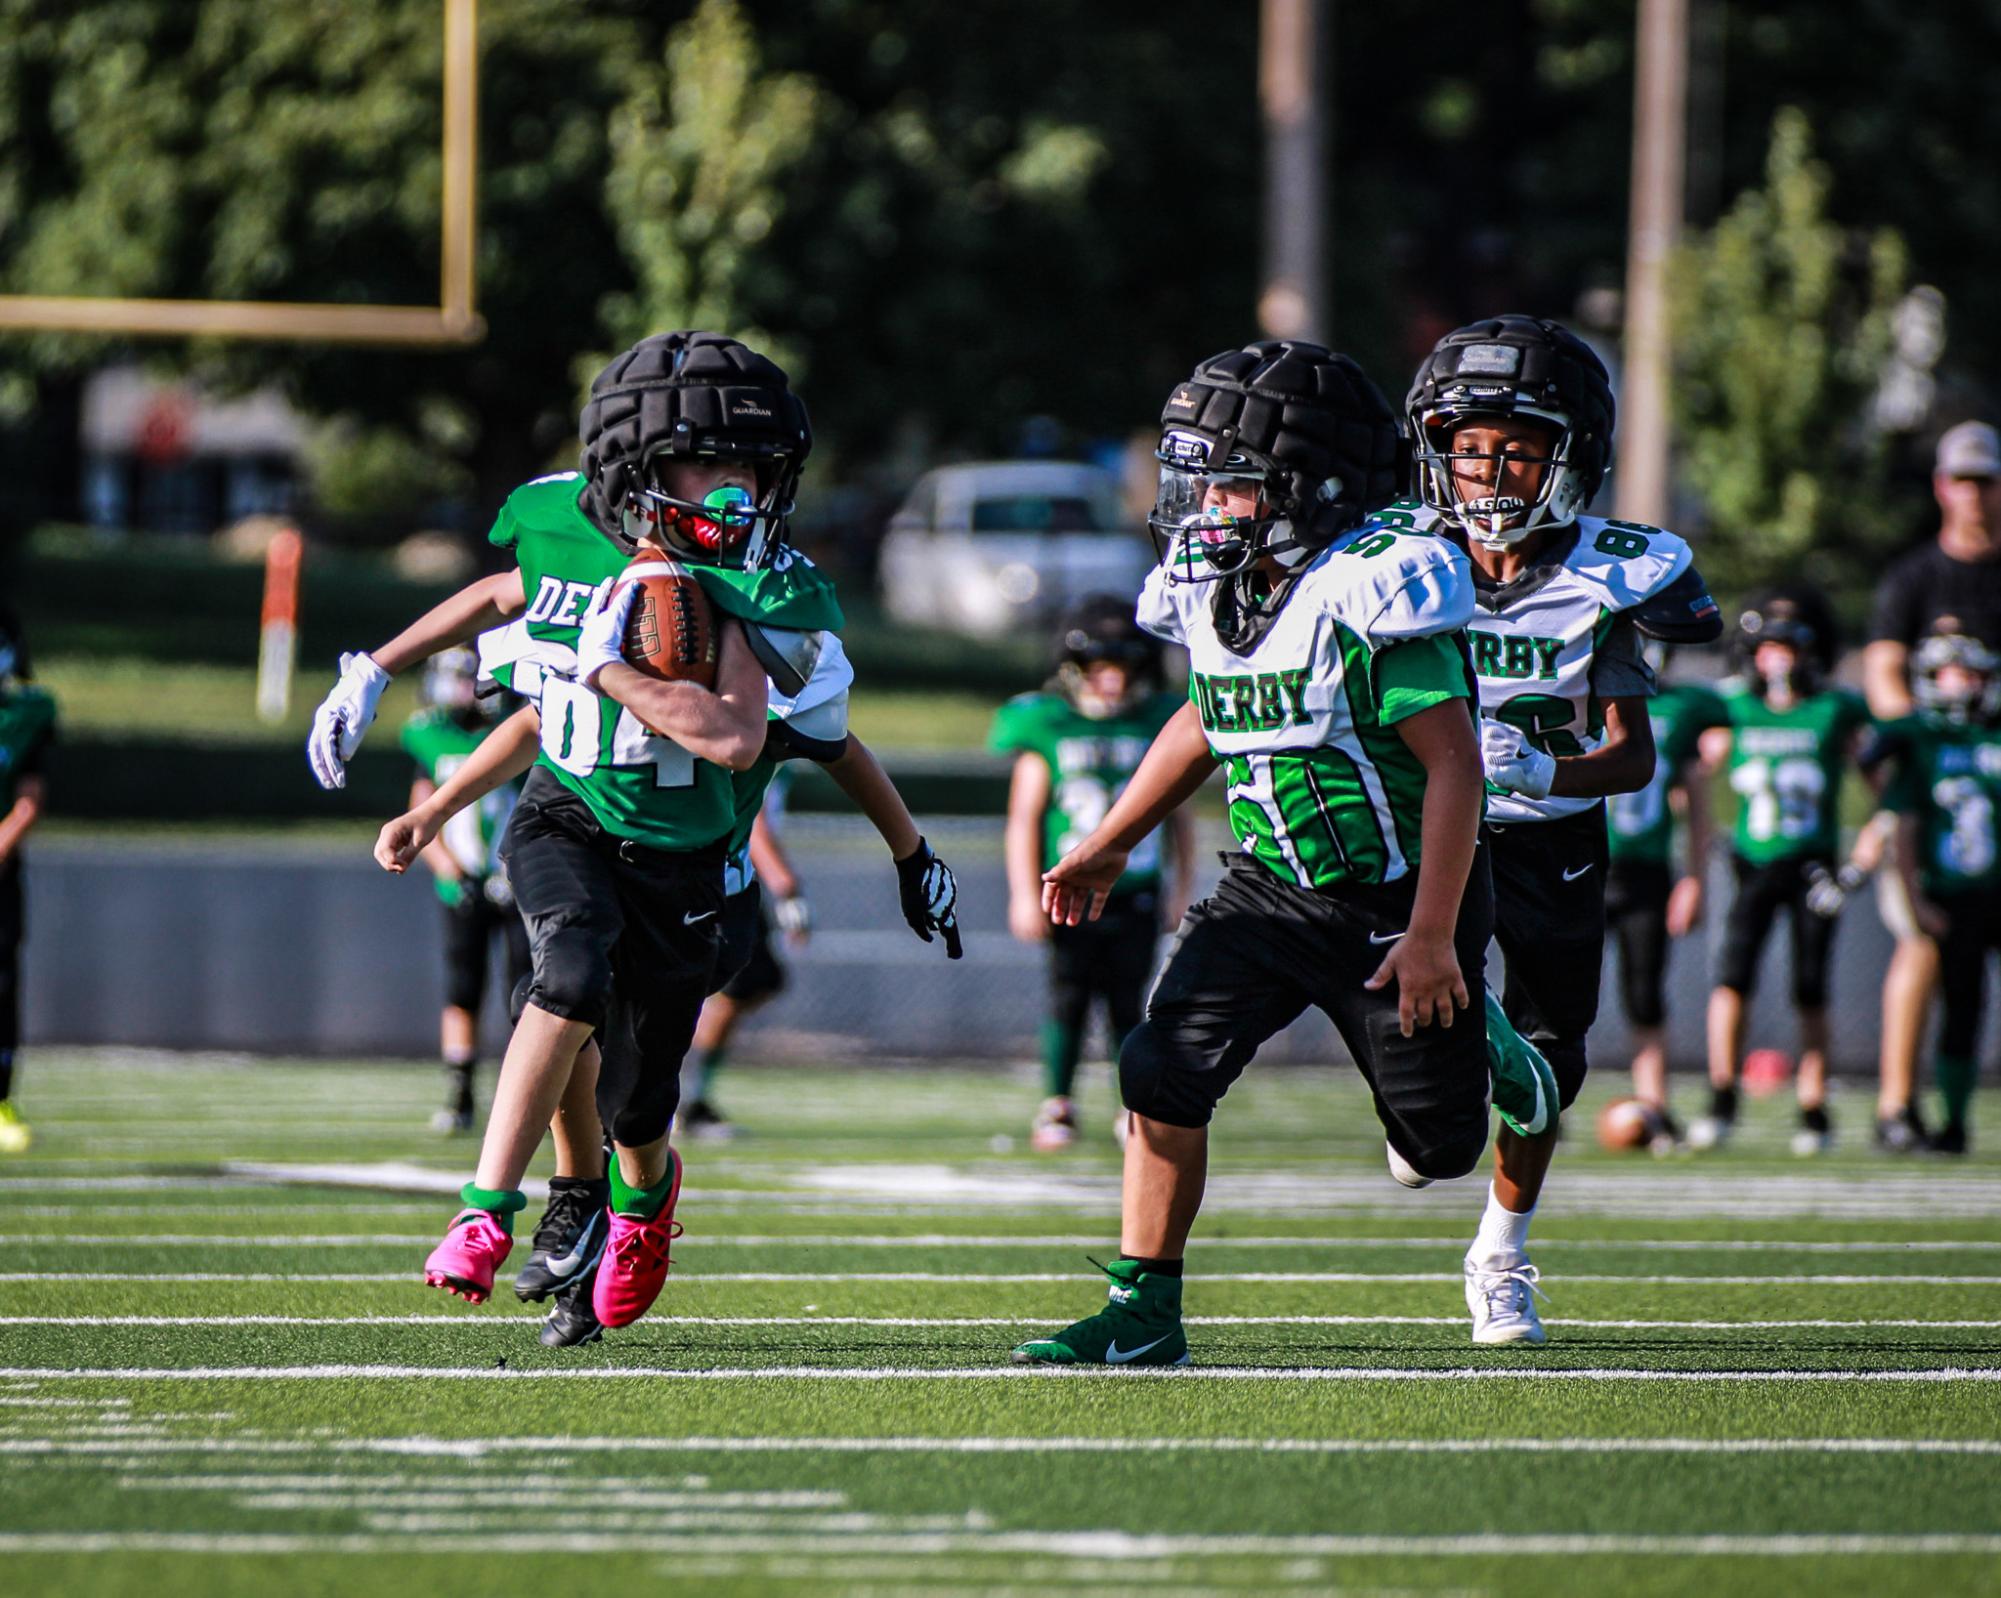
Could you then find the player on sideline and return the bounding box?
[398,646,529,1133]
[1012,339,1546,1368]
[310,331,961,1335]
[1605,651,1723,1144]
[1870,630,2001,1154]
[0,612,54,1155]
[1690,590,1871,1156]
[992,595,1192,1151]
[1399,315,1722,1342]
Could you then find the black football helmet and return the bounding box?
[1055,594,1161,718]
[1148,340,1403,586]
[1913,629,2001,725]
[422,645,505,724]
[1406,314,1615,549]
[1732,587,1837,699]
[578,330,812,568]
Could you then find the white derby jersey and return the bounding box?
[1136,522,1476,889]
[1377,502,1689,825]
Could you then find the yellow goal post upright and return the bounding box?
[0,0,484,348]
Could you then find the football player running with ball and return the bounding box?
[1400,316,1722,1343]
[312,331,961,1337]
[992,596,1192,1151]
[1014,340,1536,1369]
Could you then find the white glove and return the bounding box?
[1804,862,1864,920]
[482,868,516,911]
[306,652,393,790]
[772,892,812,941]
[573,577,640,690]
[1479,717,1557,800]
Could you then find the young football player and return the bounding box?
[1013,339,1538,1368]
[313,331,961,1337]
[1877,630,2001,1154]
[399,646,530,1133]
[1401,315,1722,1342]
[0,611,54,1156]
[993,595,1192,1151]
[1605,654,1724,1143]
[1692,591,1872,1155]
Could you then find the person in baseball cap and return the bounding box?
[1935,420,2001,480]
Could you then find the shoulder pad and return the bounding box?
[770,631,852,728]
[744,623,826,699]
[1317,528,1474,645]
[1135,566,1185,644]
[1563,517,1692,610]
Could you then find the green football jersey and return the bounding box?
[1607,682,1727,866]
[1718,682,1870,863]
[0,685,56,812]
[400,708,521,905]
[988,689,1183,890]
[1882,717,2001,898]
[483,471,844,851]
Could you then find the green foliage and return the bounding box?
[301,418,472,526]
[1672,109,1906,600]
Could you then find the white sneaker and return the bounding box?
[1465,1256,1547,1345]
[1030,1096,1078,1152]
[1790,1124,1833,1157]
[1686,1115,1733,1151]
[1386,1141,1433,1189]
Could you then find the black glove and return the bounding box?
[896,837,963,959]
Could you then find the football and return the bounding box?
[620,558,717,688]
[1596,1094,1668,1153]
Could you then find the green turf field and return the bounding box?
[1,1051,1997,1596]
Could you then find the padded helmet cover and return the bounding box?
[578,330,812,540]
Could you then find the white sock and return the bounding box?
[1469,1184,1534,1266]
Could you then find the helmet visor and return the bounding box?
[1150,463,1273,581]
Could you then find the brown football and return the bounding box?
[1595,1095,1666,1154]
[620,558,717,688]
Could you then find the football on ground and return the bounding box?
[622,558,717,686]
[1596,1094,1668,1152]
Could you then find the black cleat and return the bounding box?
[513,1177,609,1304]
[540,1263,604,1348]
[1931,1120,1969,1157]
[1875,1105,1930,1154]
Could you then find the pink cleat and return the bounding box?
[593,1149,684,1329]
[423,1208,513,1304]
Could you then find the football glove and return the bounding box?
[572,577,639,690]
[896,837,963,959]
[1803,861,1865,920]
[1479,717,1557,801]
[306,651,392,790]
[772,892,812,940]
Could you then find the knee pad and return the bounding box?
[1116,1023,1216,1129]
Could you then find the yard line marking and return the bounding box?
[0,1531,1998,1557]
[4,1314,2000,1331]
[5,1270,1997,1285]
[1,1364,1997,1383]
[9,1234,2000,1253]
[11,1435,2001,1461]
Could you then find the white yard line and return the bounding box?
[7,1234,1998,1252]
[3,1314,1999,1331]
[1,1364,1996,1383]
[0,1530,1997,1557]
[4,1270,1997,1284]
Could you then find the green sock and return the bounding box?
[1042,1019,1082,1098]
[609,1156,678,1218]
[694,1048,725,1101]
[458,1183,527,1234]
[1936,1054,1978,1127]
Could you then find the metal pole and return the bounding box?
[441,0,480,335]
[1615,0,1688,527]
[1259,0,1327,344]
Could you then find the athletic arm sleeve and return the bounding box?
[1627,565,1723,643]
[1374,634,1472,727]
[1589,615,1659,699]
[1134,567,1185,644]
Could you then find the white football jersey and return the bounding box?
[1136,524,1474,887]
[1382,503,1688,824]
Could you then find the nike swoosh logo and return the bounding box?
[1105,1333,1173,1364]
[1561,864,1593,881]
[546,1213,606,1278]
[683,909,719,924]
[1368,931,1405,945]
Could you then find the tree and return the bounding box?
[1671,107,1906,602]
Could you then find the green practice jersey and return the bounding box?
[0,685,56,812]
[1607,682,1727,866]
[1882,717,2001,898]
[399,709,521,905]
[1718,681,1870,863]
[988,689,1183,891]
[482,471,843,851]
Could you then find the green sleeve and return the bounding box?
[987,697,1042,757]
[487,495,521,552]
[1375,634,1471,727]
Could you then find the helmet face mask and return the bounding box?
[1148,450,1303,585]
[1055,595,1161,718]
[1733,596,1830,701]
[1914,633,2001,724]
[423,646,493,722]
[620,460,793,570]
[1415,408,1579,549]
